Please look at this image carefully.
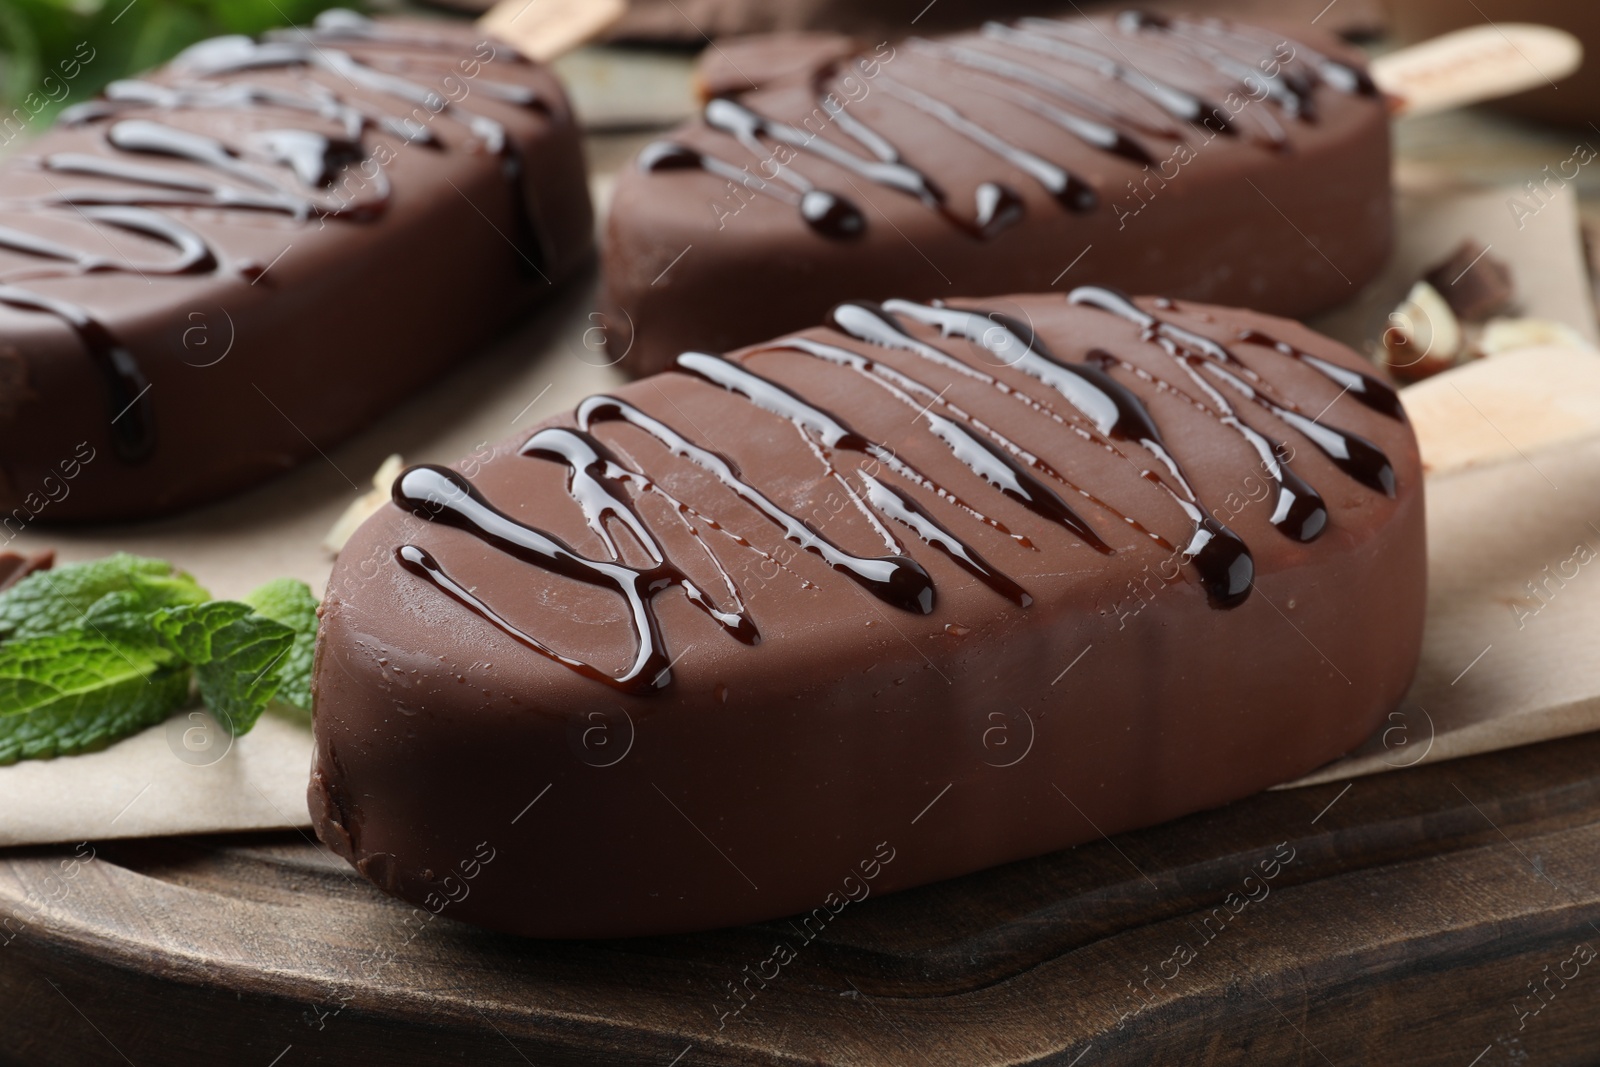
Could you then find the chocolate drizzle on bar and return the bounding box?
[1068,287,1397,498]
[392,453,758,693]
[639,12,1374,239]
[396,293,1404,690]
[0,285,156,460]
[1118,13,1377,106]
[677,347,1111,555]
[853,299,1255,607]
[0,10,549,462]
[1234,328,1405,421]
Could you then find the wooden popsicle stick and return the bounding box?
[1403,346,1600,478]
[478,0,626,62]
[1372,23,1584,119]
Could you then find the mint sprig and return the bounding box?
[243,577,319,717]
[151,601,294,736]
[0,630,190,763]
[0,552,206,641]
[0,554,319,764]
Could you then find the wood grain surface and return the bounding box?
[3,729,1598,1066]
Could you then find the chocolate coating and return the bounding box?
[0,12,593,521]
[602,13,1391,377]
[311,293,1425,938]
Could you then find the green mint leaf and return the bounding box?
[0,553,208,642]
[79,589,172,652]
[0,630,189,764]
[151,601,294,736]
[243,578,318,716]
[0,550,323,761]
[149,600,251,663]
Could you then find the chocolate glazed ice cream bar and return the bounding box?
[602,13,1391,377]
[0,11,592,522]
[311,290,1424,938]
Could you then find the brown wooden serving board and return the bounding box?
[3,729,1600,1066]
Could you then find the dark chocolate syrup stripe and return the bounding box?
[758,329,1172,569]
[41,153,325,219]
[521,427,759,635]
[393,458,756,695]
[1073,289,1331,536]
[61,78,441,148]
[853,470,1033,608]
[906,39,1157,162]
[610,444,819,595]
[575,394,936,615]
[871,299,1256,607]
[874,75,1097,214]
[817,302,1185,557]
[764,334,1170,548]
[754,335,1109,551]
[282,13,549,111]
[1129,15,1377,102]
[280,8,529,66]
[396,294,1400,686]
[0,285,153,461]
[0,206,215,280]
[167,25,551,272]
[645,14,1374,238]
[1068,287,1397,497]
[0,201,219,453]
[772,342,1030,550]
[107,119,279,191]
[395,354,1049,690]
[636,140,866,238]
[974,24,1214,135]
[1023,16,1292,148]
[676,350,1111,554]
[714,93,1029,240]
[1236,329,1405,421]
[647,79,1059,241]
[48,119,390,221]
[282,9,544,92]
[0,10,542,462]
[1116,12,1313,122]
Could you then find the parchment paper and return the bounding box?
[0,174,1595,846]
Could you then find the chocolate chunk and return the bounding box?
[0,12,593,522]
[311,292,1424,938]
[603,13,1391,377]
[1424,239,1516,323]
